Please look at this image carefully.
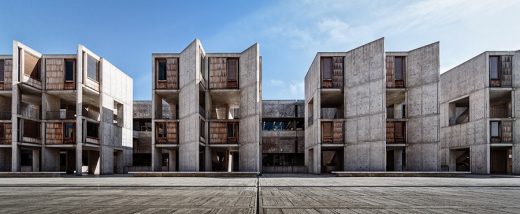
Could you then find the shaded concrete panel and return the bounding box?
[42,147,59,172]
[344,38,385,171]
[0,149,11,171]
[239,44,261,172]
[178,40,200,171]
[471,144,489,174]
[440,53,487,103]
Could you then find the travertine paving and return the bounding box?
[0,176,519,213]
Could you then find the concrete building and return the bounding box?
[440,50,520,174]
[261,100,305,173]
[152,39,261,172]
[0,41,133,175]
[304,38,440,174]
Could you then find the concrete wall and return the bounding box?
[100,58,133,174]
[304,54,321,174]
[514,51,520,174]
[239,43,261,172]
[404,43,440,171]
[344,38,386,171]
[440,53,488,173]
[262,100,304,118]
[178,40,201,171]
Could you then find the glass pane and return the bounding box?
[65,60,74,81]
[322,58,332,80]
[87,55,98,81]
[158,60,167,80]
[491,122,499,137]
[490,56,499,79]
[395,57,404,80]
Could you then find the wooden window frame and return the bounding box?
[489,56,501,81]
[156,58,167,82]
[226,58,239,88]
[64,59,76,83]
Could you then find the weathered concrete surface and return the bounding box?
[239,43,262,172]
[344,38,386,171]
[262,100,304,118]
[178,40,201,171]
[404,42,440,171]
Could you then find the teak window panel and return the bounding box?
[0,59,4,82]
[321,121,343,144]
[490,55,513,87]
[210,122,239,144]
[491,121,512,143]
[0,59,12,90]
[0,123,12,144]
[321,57,343,88]
[155,58,179,89]
[155,122,178,144]
[386,56,406,88]
[209,57,239,89]
[386,121,406,144]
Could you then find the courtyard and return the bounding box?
[0,175,519,213]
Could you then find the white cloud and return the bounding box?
[270,79,284,86]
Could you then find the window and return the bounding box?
[490,56,500,80]
[321,57,333,80]
[86,122,99,138]
[0,59,4,81]
[65,59,75,81]
[491,121,500,137]
[157,59,167,81]
[394,56,405,81]
[227,58,238,82]
[157,123,166,138]
[449,97,470,126]
[24,52,41,80]
[64,123,74,139]
[87,55,99,81]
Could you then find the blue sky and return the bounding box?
[1,0,519,100]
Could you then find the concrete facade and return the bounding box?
[440,50,520,175]
[152,39,261,172]
[0,41,133,175]
[304,38,440,174]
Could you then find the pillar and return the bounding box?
[394,149,403,171]
[32,149,40,172]
[168,149,176,171]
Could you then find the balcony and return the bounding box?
[489,55,512,88]
[209,57,239,90]
[19,106,40,120]
[46,111,75,120]
[321,121,344,144]
[0,122,12,145]
[209,121,239,144]
[0,112,11,120]
[386,121,406,144]
[490,121,513,143]
[155,121,178,144]
[45,122,75,145]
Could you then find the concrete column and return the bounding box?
[512,144,520,175]
[42,147,59,171]
[152,147,162,171]
[394,149,403,171]
[228,151,233,172]
[88,150,100,175]
[32,149,40,172]
[75,144,82,175]
[168,149,176,171]
[11,144,20,172]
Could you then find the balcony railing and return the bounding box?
[0,112,11,120]
[20,107,40,120]
[46,111,75,120]
[321,108,343,119]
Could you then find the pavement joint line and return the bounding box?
[0,185,259,188]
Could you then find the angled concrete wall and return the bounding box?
[304,54,321,174]
[344,38,386,171]
[178,40,201,171]
[239,43,261,172]
[405,43,440,171]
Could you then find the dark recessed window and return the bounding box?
[65,59,75,81]
[87,55,99,81]
[157,59,167,81]
[321,57,333,80]
[394,56,405,81]
[489,56,500,80]
[0,59,4,81]
[64,123,74,139]
[86,122,99,138]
